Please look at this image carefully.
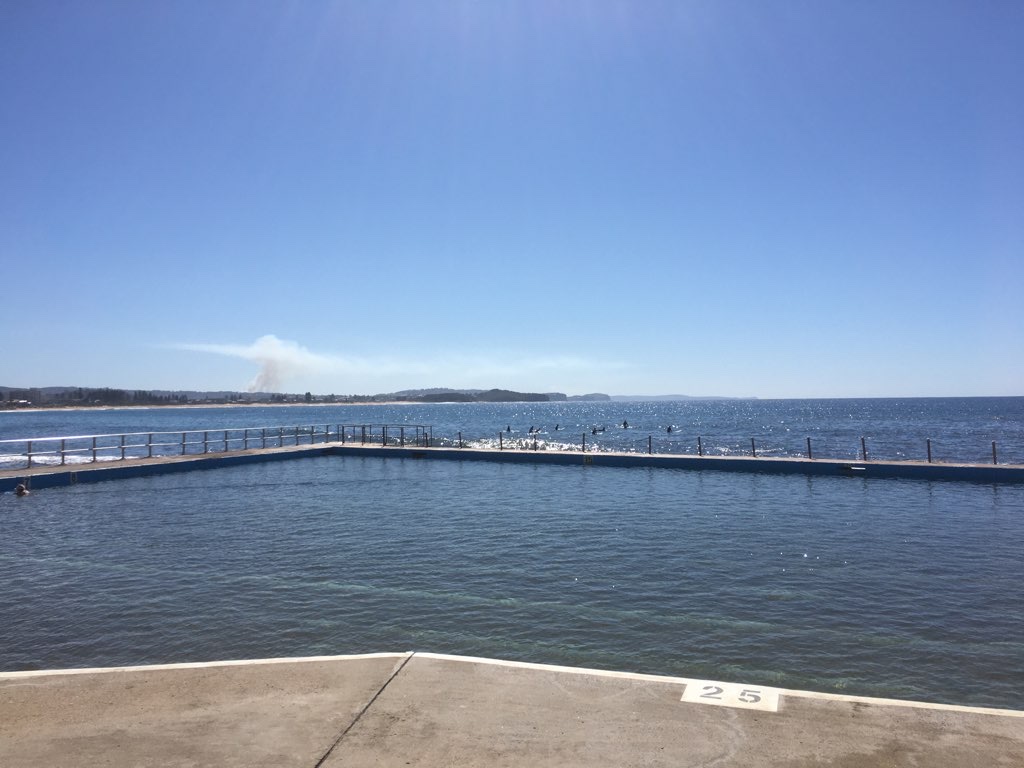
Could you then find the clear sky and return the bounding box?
[2,1,1021,398]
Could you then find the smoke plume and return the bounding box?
[171,335,339,392]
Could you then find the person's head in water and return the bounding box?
[15,484,29,497]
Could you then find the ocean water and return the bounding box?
[2,398,1023,709]
[2,396,1023,464]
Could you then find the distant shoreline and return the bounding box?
[0,402,413,415]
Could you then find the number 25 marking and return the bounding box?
[700,685,761,703]
[683,680,778,711]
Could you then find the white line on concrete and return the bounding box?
[3,651,1022,719]
[0,652,411,679]
[415,652,1024,718]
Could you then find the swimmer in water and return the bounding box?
[15,484,29,497]
[622,420,628,429]
[667,425,673,433]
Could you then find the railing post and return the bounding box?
[458,431,463,449]
[861,437,868,461]
[401,427,405,447]
[342,426,346,445]
[992,441,998,465]
[751,437,756,457]
[499,432,503,450]
[697,436,703,456]
[27,440,33,468]
[533,436,538,451]
[120,434,126,461]
[262,428,266,449]
[361,426,366,444]
[243,429,249,450]
[648,435,652,454]
[203,431,209,454]
[223,430,228,452]
[61,438,66,465]
[926,438,932,463]
[94,436,99,462]
[180,433,185,456]
[582,433,586,453]
[294,426,299,445]
[806,437,812,459]
[148,433,153,458]
[278,427,284,447]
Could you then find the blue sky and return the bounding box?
[2,1,1021,398]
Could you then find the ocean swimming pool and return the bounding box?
[2,454,1022,708]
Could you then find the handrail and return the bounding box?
[0,424,433,469]
[0,424,420,444]
[0,424,432,446]
[0,425,1014,470]
[431,430,1014,465]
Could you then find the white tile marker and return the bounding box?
[681,680,780,712]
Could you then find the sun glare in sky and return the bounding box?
[1,2,1021,397]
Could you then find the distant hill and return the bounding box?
[5,384,717,409]
[389,388,485,397]
[610,394,754,401]
[385,389,615,403]
[400,389,554,403]
[0,385,298,407]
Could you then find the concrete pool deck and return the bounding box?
[3,441,1023,493]
[1,653,1021,767]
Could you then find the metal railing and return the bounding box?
[430,430,1014,465]
[0,423,432,470]
[1,424,1015,470]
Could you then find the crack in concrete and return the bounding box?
[312,651,414,768]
